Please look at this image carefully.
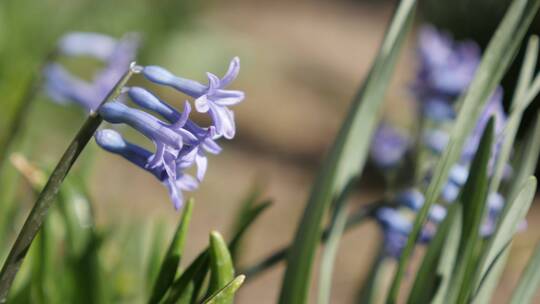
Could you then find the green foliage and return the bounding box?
[202,275,246,304]
[148,199,194,304]
[388,0,540,301]
[278,1,417,303]
[2,0,540,303]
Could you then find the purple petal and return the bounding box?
[220,57,240,88]
[58,32,117,60]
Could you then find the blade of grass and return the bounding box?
[229,186,263,263]
[471,177,537,303]
[148,199,194,304]
[202,275,246,304]
[510,239,540,304]
[241,200,385,280]
[472,110,540,300]
[0,63,138,302]
[386,1,540,301]
[317,195,349,304]
[432,205,462,304]
[278,1,416,302]
[229,200,272,262]
[407,204,458,304]
[446,119,494,303]
[490,36,539,195]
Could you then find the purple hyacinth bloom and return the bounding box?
[370,123,410,169]
[142,57,244,139]
[375,207,434,258]
[396,189,447,222]
[95,129,198,209]
[414,25,480,101]
[127,87,222,181]
[422,98,456,122]
[44,32,139,112]
[423,128,449,154]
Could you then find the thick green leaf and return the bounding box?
[278,1,416,303]
[446,119,494,303]
[407,204,458,304]
[387,0,540,301]
[148,199,194,304]
[510,240,540,304]
[208,231,235,300]
[472,177,537,303]
[202,275,245,304]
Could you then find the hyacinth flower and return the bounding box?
[370,122,410,170]
[142,57,244,139]
[96,59,242,209]
[375,207,434,258]
[413,25,481,121]
[44,32,139,112]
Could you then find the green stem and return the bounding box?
[0,63,138,303]
[240,200,387,279]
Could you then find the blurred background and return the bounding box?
[1,0,540,303]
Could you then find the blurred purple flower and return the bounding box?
[414,25,480,104]
[370,122,410,169]
[375,207,434,258]
[396,188,447,222]
[142,57,244,139]
[44,32,139,112]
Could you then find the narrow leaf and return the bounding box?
[148,199,194,304]
[278,1,417,303]
[407,204,458,304]
[472,177,537,302]
[447,119,494,303]
[317,197,349,304]
[510,240,540,304]
[387,0,540,301]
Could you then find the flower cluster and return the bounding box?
[371,26,512,258]
[96,58,244,209]
[44,32,244,209]
[44,32,139,112]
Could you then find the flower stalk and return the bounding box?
[0,62,139,303]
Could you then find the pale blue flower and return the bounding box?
[370,122,410,169]
[142,57,244,139]
[375,207,434,258]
